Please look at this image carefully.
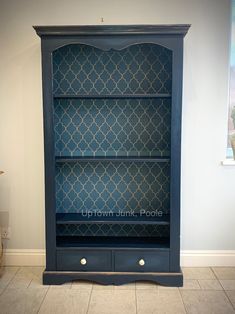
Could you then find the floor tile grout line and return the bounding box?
[211,267,220,281]
[197,279,225,291]
[148,270,235,311]
[0,267,18,296]
[215,279,224,291]
[36,286,50,314]
[196,278,202,289]
[181,273,235,314]
[178,288,189,314]
[85,282,93,314]
[194,279,202,290]
[135,282,138,314]
[223,289,235,311]
[210,267,225,290]
[27,278,33,289]
[3,266,21,290]
[0,281,9,296]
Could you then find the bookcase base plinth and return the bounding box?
[43,269,183,287]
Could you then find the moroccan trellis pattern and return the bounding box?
[53,44,172,95]
[54,98,171,157]
[56,223,169,238]
[55,161,170,214]
[53,43,172,240]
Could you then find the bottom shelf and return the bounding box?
[56,236,169,249]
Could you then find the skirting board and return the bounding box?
[2,249,235,267]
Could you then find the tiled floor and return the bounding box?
[0,267,235,313]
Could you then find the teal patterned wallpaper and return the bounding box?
[56,223,169,238]
[54,98,171,157]
[53,43,172,239]
[55,161,170,214]
[53,44,172,95]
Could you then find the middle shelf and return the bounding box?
[53,94,172,99]
[55,156,170,163]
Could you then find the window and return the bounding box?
[227,0,235,158]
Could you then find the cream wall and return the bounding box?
[0,0,234,252]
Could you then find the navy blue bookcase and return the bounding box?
[34,25,190,286]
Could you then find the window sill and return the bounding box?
[221,159,235,166]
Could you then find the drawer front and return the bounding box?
[57,250,112,271]
[114,250,169,272]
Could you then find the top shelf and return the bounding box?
[53,94,171,100]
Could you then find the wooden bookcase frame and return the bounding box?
[34,24,190,286]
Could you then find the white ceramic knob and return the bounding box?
[80,258,87,265]
[139,259,145,266]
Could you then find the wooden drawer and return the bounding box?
[57,250,112,271]
[114,250,169,272]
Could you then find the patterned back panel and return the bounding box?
[54,98,171,157]
[55,161,170,214]
[53,43,171,239]
[53,44,172,95]
[56,224,169,238]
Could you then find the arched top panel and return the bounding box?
[52,40,173,53]
[53,43,172,95]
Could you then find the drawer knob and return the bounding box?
[80,258,87,265]
[139,259,145,266]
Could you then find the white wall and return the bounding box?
[0,0,234,253]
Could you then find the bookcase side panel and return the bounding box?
[41,39,57,270]
[169,37,184,272]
